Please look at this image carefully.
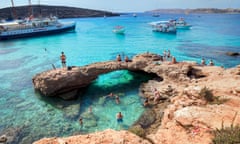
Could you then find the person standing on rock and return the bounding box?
[60,52,66,68]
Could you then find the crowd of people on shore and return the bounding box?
[160,49,215,66]
[59,51,215,71]
[59,50,215,70]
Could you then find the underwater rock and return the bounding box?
[226,52,240,56]
[136,109,156,128]
[0,127,22,144]
[81,112,98,128]
[58,90,78,100]
[63,104,80,119]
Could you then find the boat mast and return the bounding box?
[38,0,42,17]
[28,0,33,16]
[10,0,17,19]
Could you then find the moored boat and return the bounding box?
[173,18,192,29]
[0,0,76,40]
[149,21,176,34]
[0,16,76,40]
[152,13,160,17]
[112,26,125,34]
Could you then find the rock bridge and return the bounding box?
[32,53,194,99]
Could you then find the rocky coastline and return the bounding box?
[32,53,240,144]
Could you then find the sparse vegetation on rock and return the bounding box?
[213,125,240,144]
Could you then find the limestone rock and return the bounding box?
[136,109,156,128]
[33,129,151,144]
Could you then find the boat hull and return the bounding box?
[176,25,192,29]
[153,29,176,34]
[113,29,125,34]
[0,23,76,40]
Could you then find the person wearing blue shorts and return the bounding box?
[116,112,123,123]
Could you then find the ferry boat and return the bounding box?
[0,16,76,40]
[149,21,176,34]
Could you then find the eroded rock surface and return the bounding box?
[33,53,240,144]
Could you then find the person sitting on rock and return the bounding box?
[124,56,129,62]
[171,56,177,64]
[209,59,214,66]
[152,88,161,103]
[201,58,206,66]
[116,54,121,62]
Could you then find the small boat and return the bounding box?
[112,26,125,34]
[152,13,160,17]
[173,18,192,29]
[149,21,176,34]
[133,13,137,17]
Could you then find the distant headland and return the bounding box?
[147,8,240,14]
[0,5,120,20]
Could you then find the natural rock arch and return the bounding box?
[32,53,193,99]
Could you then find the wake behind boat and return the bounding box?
[0,16,76,40]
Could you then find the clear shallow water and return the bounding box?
[0,13,240,143]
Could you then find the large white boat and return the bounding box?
[0,16,76,40]
[173,18,192,29]
[0,0,76,40]
[149,21,176,34]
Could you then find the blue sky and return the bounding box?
[1,0,240,12]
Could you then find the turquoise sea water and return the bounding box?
[0,13,240,143]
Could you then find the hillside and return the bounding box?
[0,5,119,20]
[148,8,240,14]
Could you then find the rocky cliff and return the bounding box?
[0,5,119,20]
[32,53,240,144]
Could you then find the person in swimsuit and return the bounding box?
[115,96,120,104]
[116,112,123,123]
[116,54,121,62]
[209,59,214,66]
[60,52,66,68]
[201,58,206,66]
[79,117,83,127]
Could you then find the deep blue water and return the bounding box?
[0,13,239,143]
